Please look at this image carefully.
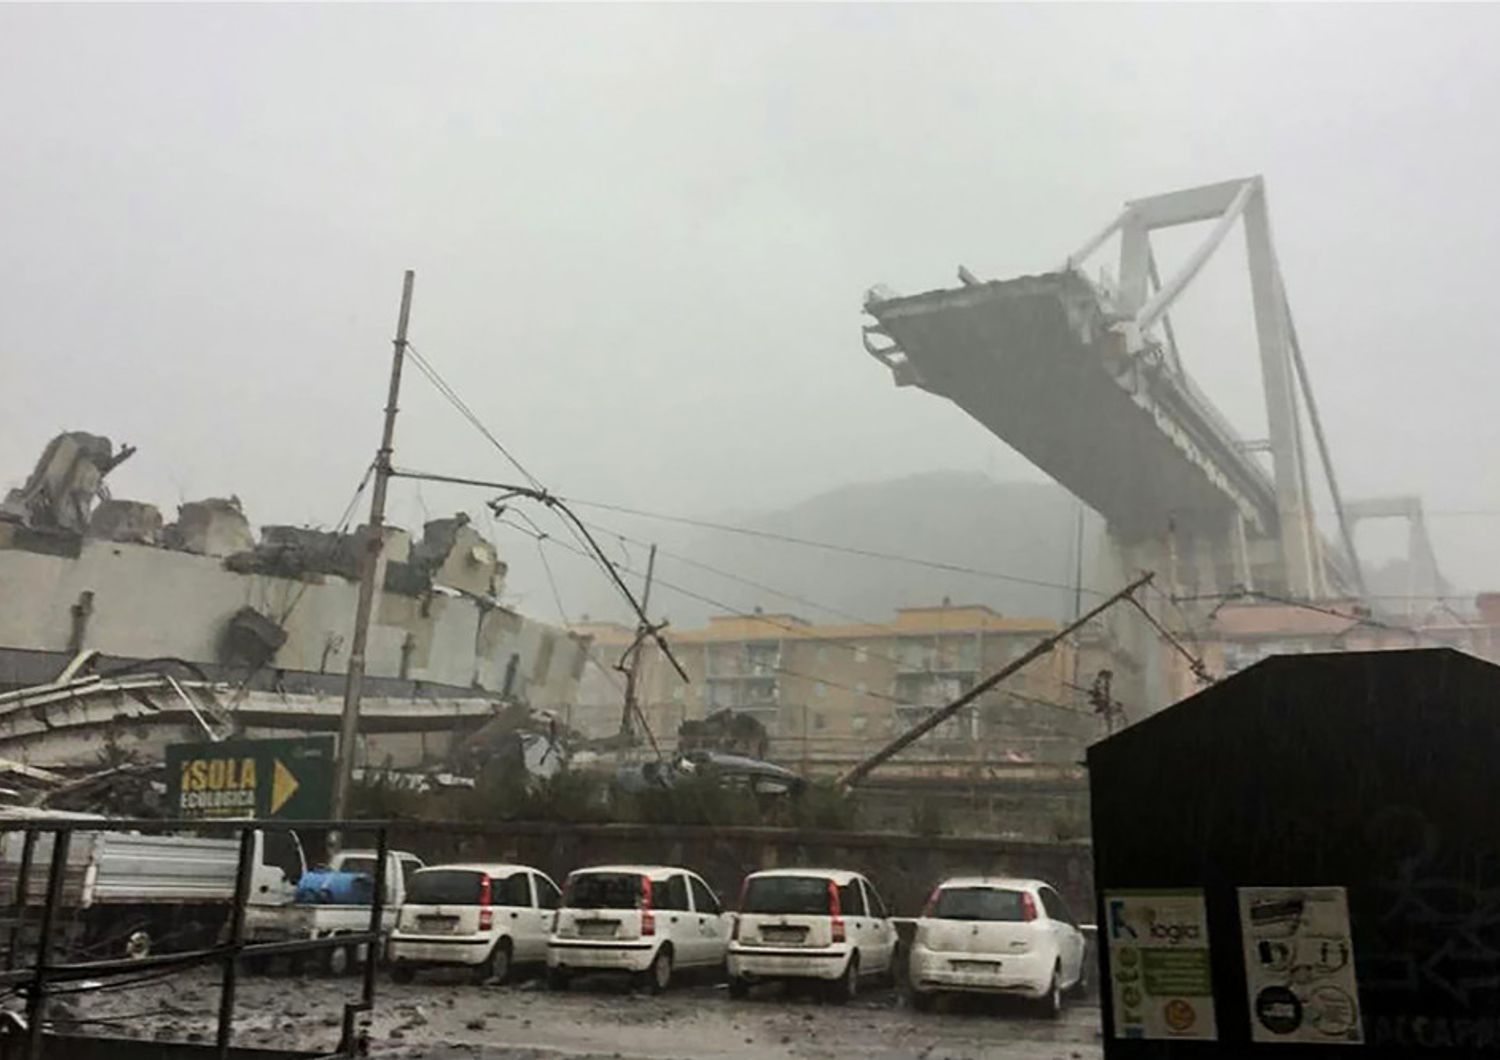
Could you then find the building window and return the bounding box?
[815,681,827,699]
[814,713,827,731]
[854,645,868,665]
[852,714,868,734]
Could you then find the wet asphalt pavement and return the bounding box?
[56,967,1103,1059]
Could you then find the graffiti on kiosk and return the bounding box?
[1360,805,1500,1010]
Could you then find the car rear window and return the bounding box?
[338,856,376,878]
[407,869,486,906]
[742,876,832,915]
[932,887,1029,921]
[564,872,643,909]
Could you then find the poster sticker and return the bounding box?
[1106,890,1218,1041]
[1239,886,1363,1045]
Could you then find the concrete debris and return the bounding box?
[87,499,164,545]
[224,518,496,601]
[678,709,770,760]
[0,431,134,534]
[164,497,255,557]
[0,435,586,725]
[453,703,571,784]
[220,606,289,669]
[413,514,506,598]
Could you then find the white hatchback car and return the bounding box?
[388,863,560,984]
[727,869,898,1003]
[546,865,730,993]
[907,877,1087,1016]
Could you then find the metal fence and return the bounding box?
[0,818,390,1060]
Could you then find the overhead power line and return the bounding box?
[585,521,887,630]
[394,340,689,697]
[405,341,542,489]
[560,496,1108,597]
[573,511,1213,700]
[1127,593,1212,685]
[839,572,1156,787]
[500,519,1089,720]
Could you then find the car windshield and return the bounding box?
[407,870,485,906]
[932,887,1029,921]
[742,876,832,915]
[564,873,642,909]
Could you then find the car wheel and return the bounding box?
[910,990,935,1013]
[390,964,415,985]
[642,947,673,995]
[546,967,570,992]
[1068,957,1090,999]
[727,976,750,1000]
[827,953,858,1005]
[476,940,511,985]
[1036,966,1063,1019]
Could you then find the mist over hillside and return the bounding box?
[508,472,1104,630]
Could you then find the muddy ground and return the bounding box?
[46,967,1104,1059]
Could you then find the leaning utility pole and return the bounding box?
[837,571,1154,789]
[619,543,658,740]
[331,270,416,823]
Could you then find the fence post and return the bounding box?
[362,827,388,1007]
[26,828,71,1060]
[216,827,256,1059]
[6,830,38,972]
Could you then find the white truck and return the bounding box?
[0,816,305,961]
[243,848,424,974]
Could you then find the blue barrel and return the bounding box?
[295,869,374,905]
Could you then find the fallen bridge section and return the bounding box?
[864,271,1276,547]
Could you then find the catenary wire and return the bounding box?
[500,519,1093,717]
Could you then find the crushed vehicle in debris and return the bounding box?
[614,751,806,797]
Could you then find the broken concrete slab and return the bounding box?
[88,500,164,545]
[165,497,255,557]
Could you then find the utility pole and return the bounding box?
[838,572,1153,788]
[331,270,415,823]
[619,543,658,740]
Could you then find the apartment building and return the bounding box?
[574,602,1094,765]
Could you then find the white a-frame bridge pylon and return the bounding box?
[1064,176,1363,599]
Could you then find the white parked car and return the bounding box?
[547,865,730,993]
[387,863,560,984]
[727,869,897,1003]
[907,877,1087,1016]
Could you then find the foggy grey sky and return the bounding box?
[4,4,1499,609]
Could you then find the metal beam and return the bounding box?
[1125,176,1259,228]
[1135,180,1256,336]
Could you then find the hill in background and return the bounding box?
[516,472,1102,631]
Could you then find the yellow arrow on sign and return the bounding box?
[270,759,299,815]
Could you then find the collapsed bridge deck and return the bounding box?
[865,271,1277,544]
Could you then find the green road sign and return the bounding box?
[166,736,335,820]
